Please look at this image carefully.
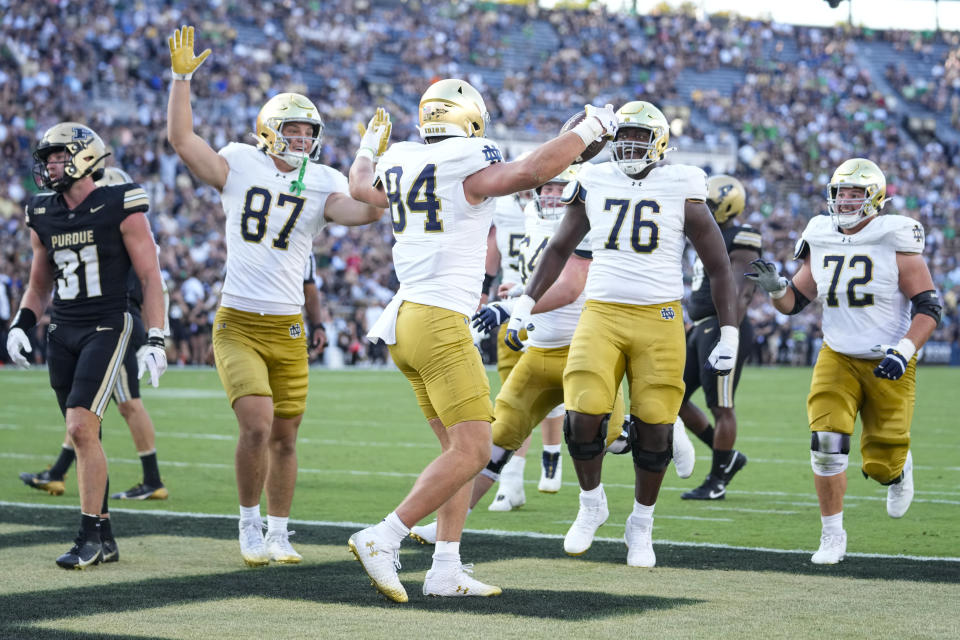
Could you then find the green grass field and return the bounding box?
[1,365,958,639]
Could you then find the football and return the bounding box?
[560,110,610,164]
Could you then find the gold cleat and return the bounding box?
[20,470,66,496]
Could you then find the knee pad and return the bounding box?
[629,417,673,472]
[810,431,850,477]
[480,445,514,482]
[563,412,610,460]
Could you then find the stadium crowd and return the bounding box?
[1,0,958,367]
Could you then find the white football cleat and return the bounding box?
[422,563,502,597]
[265,529,302,564]
[408,520,438,545]
[672,417,696,479]
[624,515,656,568]
[348,527,408,603]
[563,488,609,555]
[810,530,847,565]
[887,451,914,519]
[488,477,525,512]
[238,519,269,567]
[538,450,562,493]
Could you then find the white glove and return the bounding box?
[6,327,32,368]
[504,294,535,352]
[572,103,618,145]
[705,325,739,376]
[356,107,392,162]
[136,328,168,388]
[745,259,789,299]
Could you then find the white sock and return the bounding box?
[821,512,843,536]
[581,484,604,502]
[631,501,655,521]
[502,455,525,477]
[432,541,461,572]
[543,444,562,455]
[239,504,261,523]
[267,515,288,536]
[375,511,409,546]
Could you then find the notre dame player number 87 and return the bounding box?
[240,186,305,249]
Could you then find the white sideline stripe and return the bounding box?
[2,500,958,564]
[5,451,960,505]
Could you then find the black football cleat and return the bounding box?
[56,532,102,570]
[682,474,727,500]
[98,537,119,564]
[111,482,168,500]
[19,469,66,496]
[721,451,748,486]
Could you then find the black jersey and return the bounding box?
[25,183,149,324]
[126,268,144,312]
[688,223,762,322]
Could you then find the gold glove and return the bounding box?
[356,107,392,161]
[169,25,212,81]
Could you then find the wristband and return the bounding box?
[146,327,165,348]
[571,118,604,146]
[482,273,496,293]
[355,147,375,162]
[719,325,739,348]
[11,308,37,331]
[893,338,916,362]
[512,294,535,321]
[172,71,193,81]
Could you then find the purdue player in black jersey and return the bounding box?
[5,124,166,569]
[18,168,172,502]
[679,175,760,500]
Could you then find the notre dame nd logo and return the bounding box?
[660,307,676,320]
[482,145,503,164]
[289,323,303,339]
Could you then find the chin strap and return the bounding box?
[290,159,307,196]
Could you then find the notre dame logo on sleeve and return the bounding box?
[482,145,503,164]
[289,323,303,339]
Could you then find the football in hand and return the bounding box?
[561,110,610,164]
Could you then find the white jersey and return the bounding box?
[800,214,924,359]
[492,196,525,287]
[519,202,591,348]
[567,162,706,305]
[375,137,503,317]
[217,143,347,315]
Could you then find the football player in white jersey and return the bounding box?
[347,78,618,601]
[406,167,626,547]
[166,26,386,567]
[483,175,566,509]
[506,101,739,567]
[747,158,940,565]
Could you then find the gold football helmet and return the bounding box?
[535,164,579,220]
[32,122,109,192]
[706,175,746,224]
[611,101,669,175]
[95,167,133,187]
[418,78,489,139]
[827,158,886,229]
[255,93,323,168]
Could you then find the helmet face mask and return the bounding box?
[534,165,578,220]
[256,93,324,168]
[418,79,489,140]
[611,101,669,176]
[32,123,109,192]
[827,158,886,229]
